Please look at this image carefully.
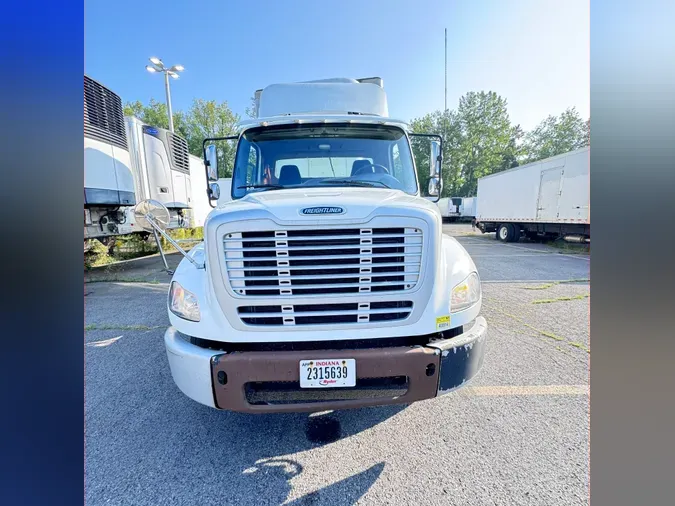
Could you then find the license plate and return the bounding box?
[299,359,356,388]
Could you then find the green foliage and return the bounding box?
[181,99,240,177]
[124,99,240,178]
[523,107,589,162]
[454,91,517,197]
[410,94,589,197]
[411,92,519,197]
[244,96,257,119]
[84,240,114,269]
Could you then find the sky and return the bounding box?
[84,0,589,132]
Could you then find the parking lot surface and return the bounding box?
[85,225,590,505]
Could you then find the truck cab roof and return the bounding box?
[246,77,402,131]
[235,114,411,134]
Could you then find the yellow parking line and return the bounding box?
[463,385,589,396]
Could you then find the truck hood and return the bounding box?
[209,187,441,224]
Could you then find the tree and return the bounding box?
[453,91,516,197]
[410,92,517,198]
[124,98,240,177]
[123,99,188,136]
[410,109,463,197]
[523,107,589,162]
[181,99,240,177]
[497,124,526,172]
[244,96,257,119]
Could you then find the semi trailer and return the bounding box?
[475,147,590,242]
[137,76,488,413]
[437,197,476,222]
[458,197,476,220]
[84,75,136,239]
[125,116,193,230]
[84,75,196,242]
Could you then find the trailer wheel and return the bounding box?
[497,224,511,242]
[506,224,520,243]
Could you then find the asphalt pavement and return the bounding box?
[85,224,590,505]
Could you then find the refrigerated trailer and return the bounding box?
[84,75,197,240]
[125,116,193,230]
[436,197,475,222]
[475,147,589,242]
[84,75,136,238]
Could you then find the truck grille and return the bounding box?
[223,227,423,297]
[238,300,413,326]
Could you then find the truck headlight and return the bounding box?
[451,272,481,313]
[169,281,200,322]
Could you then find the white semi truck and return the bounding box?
[142,77,487,413]
[475,147,590,242]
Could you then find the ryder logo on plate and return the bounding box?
[300,206,345,215]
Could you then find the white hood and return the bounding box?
[210,187,440,224]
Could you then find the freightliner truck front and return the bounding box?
[142,77,487,413]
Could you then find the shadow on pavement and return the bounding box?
[85,328,405,505]
[176,405,403,505]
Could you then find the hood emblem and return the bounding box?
[301,206,345,215]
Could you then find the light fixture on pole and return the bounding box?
[145,57,184,132]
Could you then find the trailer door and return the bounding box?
[536,167,563,221]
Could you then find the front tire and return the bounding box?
[497,224,510,242]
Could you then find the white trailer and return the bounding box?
[84,75,137,239]
[437,197,475,221]
[459,197,476,219]
[436,198,451,218]
[125,116,193,230]
[475,147,590,242]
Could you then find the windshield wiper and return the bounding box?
[237,184,285,190]
[314,179,390,189]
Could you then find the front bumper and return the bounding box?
[164,316,487,413]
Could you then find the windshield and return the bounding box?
[231,123,418,199]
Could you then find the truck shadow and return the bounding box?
[179,404,404,505]
[85,281,406,504]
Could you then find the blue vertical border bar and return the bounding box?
[0,2,84,505]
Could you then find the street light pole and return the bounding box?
[146,57,184,133]
[163,71,174,132]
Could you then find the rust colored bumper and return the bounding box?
[211,346,440,413]
[202,317,488,414]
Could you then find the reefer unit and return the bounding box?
[125,116,193,229]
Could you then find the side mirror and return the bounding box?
[428,177,440,197]
[429,140,441,177]
[205,144,218,181]
[208,182,220,201]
